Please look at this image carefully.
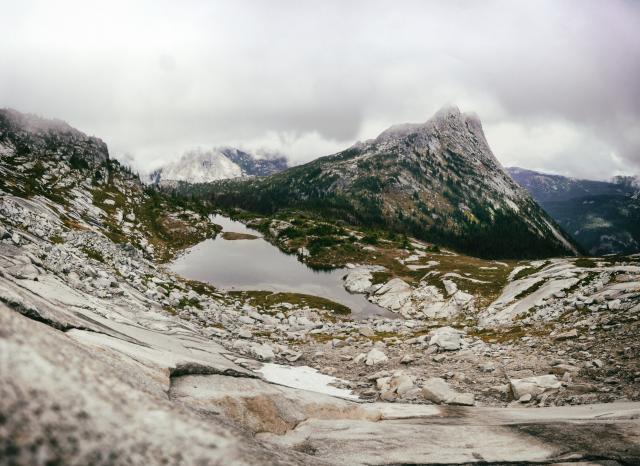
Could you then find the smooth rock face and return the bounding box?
[510,375,562,399]
[0,304,317,466]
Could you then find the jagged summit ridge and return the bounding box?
[373,106,498,167]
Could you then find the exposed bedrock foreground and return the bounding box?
[1,285,639,465]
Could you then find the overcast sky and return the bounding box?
[1,0,638,179]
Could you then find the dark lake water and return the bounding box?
[169,215,391,319]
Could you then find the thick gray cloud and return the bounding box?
[0,0,638,179]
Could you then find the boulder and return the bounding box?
[343,268,373,293]
[421,377,474,406]
[509,375,561,399]
[554,329,578,340]
[365,348,388,366]
[359,327,375,338]
[250,343,275,362]
[353,353,367,364]
[400,354,416,364]
[448,392,475,406]
[377,373,415,398]
[429,326,463,351]
[370,278,412,311]
[391,374,415,396]
[518,393,532,403]
[551,364,580,376]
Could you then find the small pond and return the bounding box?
[169,215,392,319]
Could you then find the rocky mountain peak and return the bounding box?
[0,108,109,168]
[196,108,579,259]
[373,106,499,168]
[1,108,75,134]
[149,147,288,185]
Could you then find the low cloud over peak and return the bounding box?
[1,0,638,180]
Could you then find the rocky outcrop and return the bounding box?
[480,259,640,326]
[365,276,476,318]
[343,267,374,293]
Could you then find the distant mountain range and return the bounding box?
[508,167,640,255]
[175,107,579,260]
[148,147,288,185]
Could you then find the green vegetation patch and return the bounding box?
[513,279,546,300]
[565,271,599,294]
[221,231,258,240]
[512,261,551,281]
[82,247,105,263]
[231,290,351,316]
[468,324,552,343]
[50,235,65,244]
[177,297,202,310]
[179,279,218,297]
[573,258,597,268]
